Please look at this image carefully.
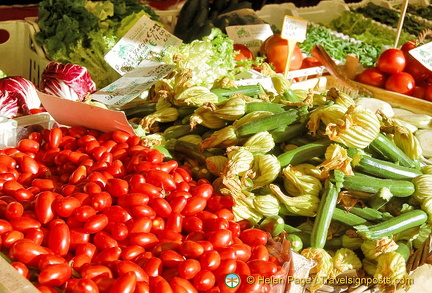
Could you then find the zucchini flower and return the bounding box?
[221,177,263,224]
[317,144,354,178]
[174,86,219,107]
[327,105,381,149]
[412,174,432,204]
[307,104,347,136]
[332,248,362,275]
[421,164,432,174]
[270,184,320,217]
[232,111,273,129]
[413,223,431,249]
[140,107,179,133]
[212,76,237,89]
[392,125,423,160]
[242,131,275,153]
[213,96,246,121]
[362,258,377,276]
[171,68,195,96]
[224,147,254,177]
[293,163,323,180]
[271,74,292,94]
[253,193,280,217]
[300,248,334,293]
[326,87,356,109]
[374,252,410,293]
[205,156,228,176]
[360,237,398,260]
[190,105,227,130]
[140,133,165,148]
[199,126,239,151]
[282,165,322,197]
[250,154,281,189]
[178,134,203,145]
[421,196,432,219]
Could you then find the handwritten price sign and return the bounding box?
[281,15,308,43]
[280,15,308,77]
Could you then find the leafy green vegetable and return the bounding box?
[406,4,432,21]
[36,0,159,89]
[298,25,382,67]
[327,11,414,48]
[353,2,429,36]
[158,28,239,88]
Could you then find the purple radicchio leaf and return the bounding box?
[0,76,41,116]
[41,62,97,102]
[0,90,20,118]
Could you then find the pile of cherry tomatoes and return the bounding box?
[355,40,432,101]
[0,126,289,293]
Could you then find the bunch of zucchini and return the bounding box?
[174,0,264,42]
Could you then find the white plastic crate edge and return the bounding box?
[0,19,50,87]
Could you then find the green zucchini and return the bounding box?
[332,207,371,226]
[211,84,265,99]
[310,179,340,249]
[245,102,285,114]
[277,140,330,167]
[369,133,416,168]
[337,172,415,197]
[348,206,385,221]
[350,148,422,180]
[354,210,428,240]
[235,109,299,137]
[270,122,308,144]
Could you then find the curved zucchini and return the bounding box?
[354,210,428,240]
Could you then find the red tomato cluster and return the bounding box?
[0,126,288,293]
[355,44,432,101]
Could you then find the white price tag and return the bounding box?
[104,14,182,75]
[409,42,432,72]
[225,24,273,56]
[91,61,175,106]
[281,15,308,43]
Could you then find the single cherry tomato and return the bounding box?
[178,258,201,280]
[192,270,216,291]
[239,228,268,247]
[48,219,70,256]
[199,250,221,271]
[10,261,30,279]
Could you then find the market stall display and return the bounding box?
[0,0,432,292]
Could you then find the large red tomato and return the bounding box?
[355,67,387,88]
[233,44,254,61]
[376,48,406,74]
[260,34,303,73]
[385,72,415,95]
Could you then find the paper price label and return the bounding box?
[104,14,182,75]
[225,24,273,56]
[409,42,432,71]
[91,61,174,106]
[281,15,308,42]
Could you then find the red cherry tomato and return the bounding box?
[424,84,432,102]
[239,228,268,247]
[178,258,201,280]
